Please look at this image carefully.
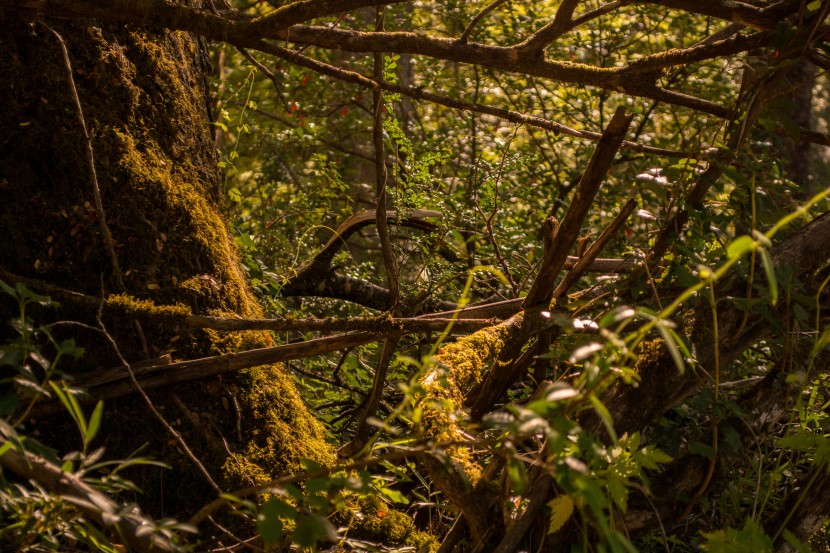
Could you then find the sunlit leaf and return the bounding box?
[547,495,575,535]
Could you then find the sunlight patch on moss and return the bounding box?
[419,324,507,484]
[222,365,335,488]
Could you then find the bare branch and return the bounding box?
[267,44,693,157]
[517,0,580,53]
[457,0,512,44]
[641,0,800,30]
[524,107,634,308]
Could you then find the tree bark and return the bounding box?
[0,9,332,521]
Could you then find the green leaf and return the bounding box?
[701,519,773,552]
[758,247,778,305]
[305,477,330,495]
[292,513,337,548]
[589,394,617,443]
[0,279,18,298]
[547,495,574,535]
[726,235,754,260]
[378,486,409,504]
[506,457,529,494]
[86,401,104,446]
[656,322,685,375]
[634,445,673,470]
[50,382,87,439]
[257,514,284,545]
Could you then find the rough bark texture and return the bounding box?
[0,11,333,519]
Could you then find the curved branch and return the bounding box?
[280,209,445,310]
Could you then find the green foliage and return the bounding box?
[0,282,179,551]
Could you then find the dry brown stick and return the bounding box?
[551,197,638,299]
[30,331,385,417]
[352,332,402,446]
[0,427,175,553]
[524,107,634,308]
[183,315,497,333]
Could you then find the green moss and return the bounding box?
[339,495,437,551]
[418,324,508,484]
[354,495,413,543]
[635,338,666,371]
[222,365,335,488]
[104,293,190,323]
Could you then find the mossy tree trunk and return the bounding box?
[0,10,332,519]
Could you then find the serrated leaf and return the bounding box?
[634,445,673,470]
[547,495,575,535]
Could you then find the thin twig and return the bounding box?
[517,0,579,53]
[373,7,399,307]
[551,197,637,299]
[96,307,224,495]
[41,23,124,292]
[353,332,402,445]
[265,43,692,158]
[457,0,512,44]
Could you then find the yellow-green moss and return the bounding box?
[222,365,336,487]
[340,495,437,552]
[104,293,190,323]
[418,324,508,484]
